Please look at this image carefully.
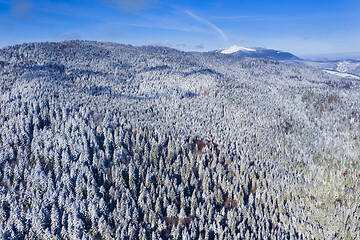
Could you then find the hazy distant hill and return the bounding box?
[0,40,359,239]
[303,52,360,61]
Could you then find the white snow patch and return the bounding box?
[323,70,360,79]
[221,45,256,54]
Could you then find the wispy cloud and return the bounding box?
[212,15,322,21]
[112,21,211,34]
[11,0,33,16]
[137,40,187,49]
[185,10,228,41]
[104,29,124,37]
[193,42,204,49]
[138,40,206,51]
[54,31,82,41]
[100,0,153,11]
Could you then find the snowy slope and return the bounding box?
[323,69,360,79]
[220,45,256,54]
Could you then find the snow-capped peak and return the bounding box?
[221,45,256,54]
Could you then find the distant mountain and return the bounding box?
[215,45,301,60]
[215,45,360,78]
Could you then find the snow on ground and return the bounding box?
[323,69,360,79]
[221,45,256,54]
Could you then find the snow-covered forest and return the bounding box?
[0,40,359,239]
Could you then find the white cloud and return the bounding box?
[185,10,228,41]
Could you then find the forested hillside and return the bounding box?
[0,40,359,239]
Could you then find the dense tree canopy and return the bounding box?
[0,40,359,239]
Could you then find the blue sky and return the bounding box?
[0,0,359,56]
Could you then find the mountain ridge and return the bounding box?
[214,45,301,60]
